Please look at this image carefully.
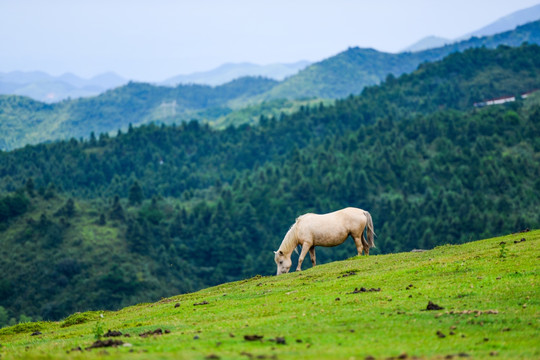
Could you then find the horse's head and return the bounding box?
[274,250,292,275]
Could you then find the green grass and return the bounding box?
[1,230,538,359]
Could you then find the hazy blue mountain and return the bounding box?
[403,3,540,52]
[0,71,128,102]
[161,61,311,86]
[0,71,52,84]
[461,3,540,39]
[87,71,128,88]
[401,35,452,52]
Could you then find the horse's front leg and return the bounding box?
[309,246,316,266]
[296,244,311,271]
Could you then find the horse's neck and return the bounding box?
[279,224,298,256]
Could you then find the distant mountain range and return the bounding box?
[0,61,311,103]
[402,3,540,52]
[0,71,128,103]
[160,61,311,87]
[4,4,540,104]
[1,19,540,150]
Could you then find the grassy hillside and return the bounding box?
[1,230,538,359]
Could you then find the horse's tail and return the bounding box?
[364,210,376,248]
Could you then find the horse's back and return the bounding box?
[296,207,367,246]
[340,207,368,222]
[299,207,366,226]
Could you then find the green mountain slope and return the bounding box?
[263,20,540,100]
[0,45,539,324]
[0,76,278,151]
[1,230,538,360]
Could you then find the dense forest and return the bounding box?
[0,44,539,326]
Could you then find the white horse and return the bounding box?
[274,207,375,275]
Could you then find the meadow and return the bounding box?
[1,230,538,359]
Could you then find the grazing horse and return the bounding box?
[274,207,375,275]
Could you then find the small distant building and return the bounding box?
[521,89,538,99]
[474,95,515,108]
[474,90,538,108]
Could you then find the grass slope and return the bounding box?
[1,230,538,359]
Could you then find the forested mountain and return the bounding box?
[262,20,540,100]
[0,76,277,151]
[0,44,539,325]
[2,21,540,151]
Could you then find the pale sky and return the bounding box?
[1,0,539,81]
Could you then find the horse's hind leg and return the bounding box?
[361,237,370,256]
[353,235,365,256]
[309,246,316,266]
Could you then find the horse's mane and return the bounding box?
[279,221,300,255]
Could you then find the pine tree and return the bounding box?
[25,178,35,196]
[128,181,143,205]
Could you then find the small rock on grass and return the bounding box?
[426,301,444,310]
[104,329,123,337]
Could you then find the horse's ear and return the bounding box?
[273,251,277,254]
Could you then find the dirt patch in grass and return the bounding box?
[244,334,264,341]
[338,271,358,278]
[85,339,124,350]
[139,328,170,337]
[348,287,381,294]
